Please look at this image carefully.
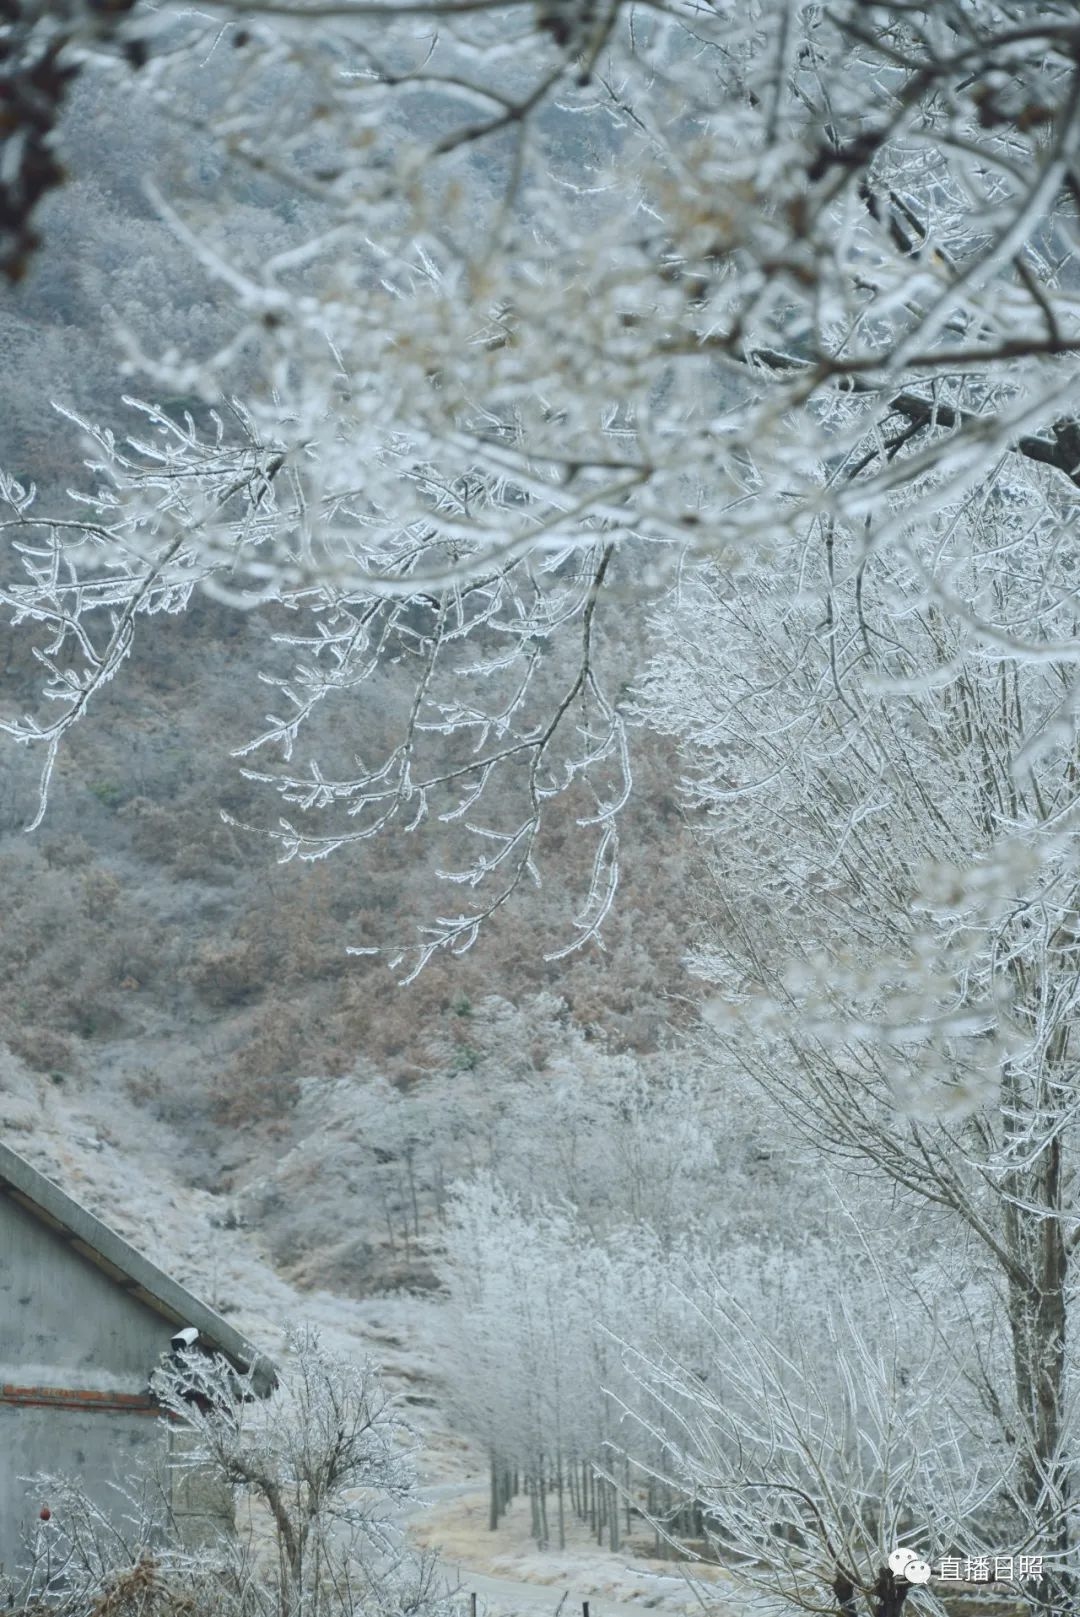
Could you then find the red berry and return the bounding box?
[39,1506,51,1521]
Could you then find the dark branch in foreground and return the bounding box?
[0,0,144,281]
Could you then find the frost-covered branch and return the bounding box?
[8,1,1080,961]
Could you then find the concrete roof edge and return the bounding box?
[0,1139,276,1396]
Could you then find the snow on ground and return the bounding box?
[410,1485,739,1617]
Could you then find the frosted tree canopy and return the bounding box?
[3,1,1080,970]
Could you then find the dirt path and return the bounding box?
[408,1484,710,1617]
[436,1564,674,1617]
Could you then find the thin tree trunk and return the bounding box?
[539,1470,550,1548]
[405,1144,420,1238]
[1001,1049,1073,1616]
[379,1183,396,1255]
[648,1476,660,1557]
[399,1170,411,1264]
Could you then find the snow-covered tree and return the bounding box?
[436,1162,1002,1599]
[437,1176,601,1547]
[626,1239,1014,1617]
[640,472,1080,1613]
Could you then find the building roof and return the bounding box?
[0,1139,276,1396]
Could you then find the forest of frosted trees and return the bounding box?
[5,5,1080,1617]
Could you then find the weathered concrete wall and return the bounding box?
[0,1193,171,1388]
[0,1404,163,1583]
[0,1194,229,1581]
